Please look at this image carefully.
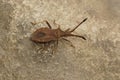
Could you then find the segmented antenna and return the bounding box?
[70,18,88,32]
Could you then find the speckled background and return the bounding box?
[0,0,120,80]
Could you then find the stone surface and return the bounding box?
[0,0,120,80]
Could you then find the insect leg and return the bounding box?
[62,38,75,48]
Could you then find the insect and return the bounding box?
[31,18,87,45]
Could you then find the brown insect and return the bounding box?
[31,18,87,45]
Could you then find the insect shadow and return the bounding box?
[30,18,87,54]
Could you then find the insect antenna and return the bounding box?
[70,18,88,32]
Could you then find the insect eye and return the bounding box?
[37,32,46,37]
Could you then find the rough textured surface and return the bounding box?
[0,0,120,80]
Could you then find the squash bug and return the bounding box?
[31,18,87,45]
[31,18,87,53]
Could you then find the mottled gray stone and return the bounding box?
[0,0,120,80]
